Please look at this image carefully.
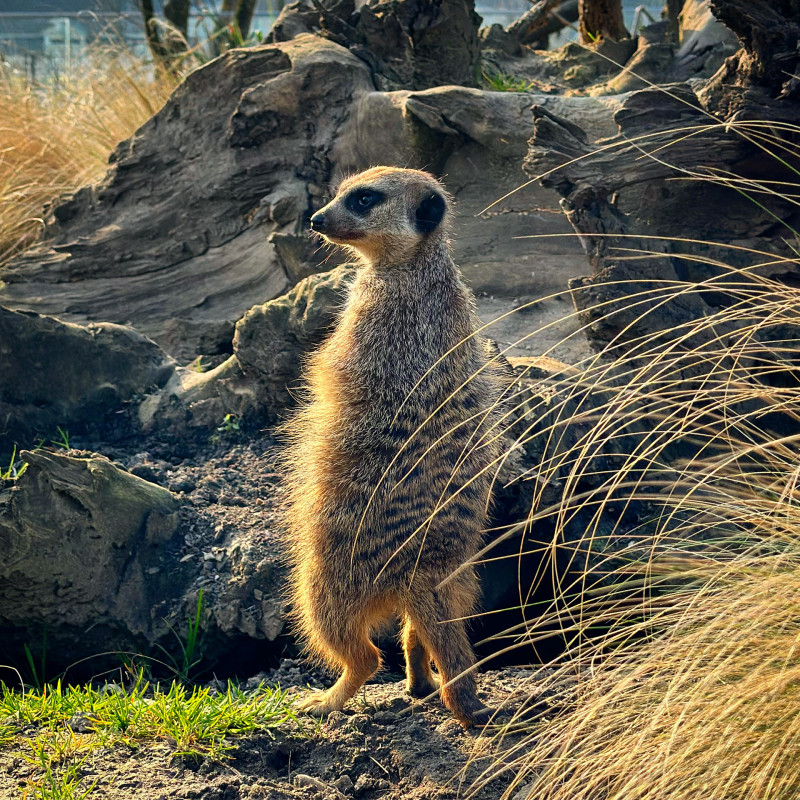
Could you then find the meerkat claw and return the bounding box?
[464,705,497,728]
[407,675,441,699]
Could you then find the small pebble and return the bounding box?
[512,782,534,800]
[333,775,354,794]
[66,712,97,733]
[326,710,347,727]
[293,773,327,791]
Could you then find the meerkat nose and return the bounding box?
[310,212,326,233]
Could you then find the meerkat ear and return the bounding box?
[414,191,446,235]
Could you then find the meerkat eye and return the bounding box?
[345,188,384,216]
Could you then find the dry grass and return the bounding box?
[0,50,176,267]
[461,130,800,797]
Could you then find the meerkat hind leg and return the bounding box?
[402,616,440,699]
[299,620,381,716]
[405,587,494,728]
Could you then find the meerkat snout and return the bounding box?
[310,167,450,264]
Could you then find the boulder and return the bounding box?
[136,265,357,434]
[0,305,174,446]
[233,263,357,415]
[0,451,183,666]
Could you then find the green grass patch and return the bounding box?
[482,70,534,92]
[1,676,302,798]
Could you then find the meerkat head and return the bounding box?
[309,167,451,265]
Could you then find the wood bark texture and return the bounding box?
[578,0,628,42]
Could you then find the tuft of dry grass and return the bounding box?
[0,50,177,267]
[459,118,800,798]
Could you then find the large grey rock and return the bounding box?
[0,305,174,445]
[0,451,182,664]
[137,265,357,433]
[233,263,357,414]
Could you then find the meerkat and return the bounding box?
[283,166,502,727]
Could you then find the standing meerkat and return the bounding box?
[284,166,502,727]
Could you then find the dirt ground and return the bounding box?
[0,428,555,799]
[0,664,552,800]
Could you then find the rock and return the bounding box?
[135,264,357,434]
[66,713,99,733]
[512,782,534,800]
[293,773,329,791]
[0,305,174,446]
[333,775,355,794]
[0,450,183,664]
[233,264,357,418]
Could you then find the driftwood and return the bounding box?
[578,0,628,43]
[0,451,182,667]
[701,0,800,121]
[525,0,800,352]
[0,38,372,362]
[0,306,174,444]
[506,0,579,49]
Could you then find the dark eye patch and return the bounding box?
[344,188,385,216]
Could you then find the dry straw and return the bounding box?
[453,116,800,799]
[0,43,176,267]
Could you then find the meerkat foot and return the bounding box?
[297,690,345,717]
[407,673,440,699]
[461,703,496,728]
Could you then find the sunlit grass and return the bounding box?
[1,676,301,799]
[453,114,800,799]
[0,49,176,268]
[1,676,299,758]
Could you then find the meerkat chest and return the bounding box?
[334,285,475,400]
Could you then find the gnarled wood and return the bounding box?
[578,0,628,42]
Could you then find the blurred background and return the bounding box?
[0,0,665,80]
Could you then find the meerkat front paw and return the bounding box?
[297,690,344,716]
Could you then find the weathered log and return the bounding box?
[524,78,800,350]
[702,0,800,120]
[0,33,592,364]
[663,0,683,42]
[507,0,558,43]
[578,0,628,43]
[0,37,374,362]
